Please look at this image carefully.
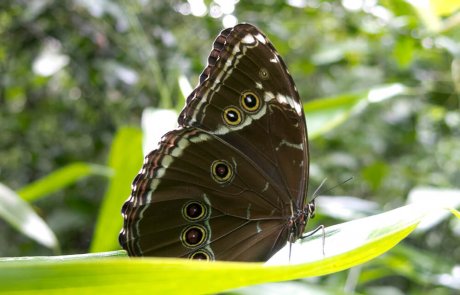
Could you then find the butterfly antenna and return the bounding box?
[312,177,354,201]
[311,178,328,201]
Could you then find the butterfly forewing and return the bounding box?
[181,24,308,208]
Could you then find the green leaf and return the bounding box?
[17,162,112,202]
[0,183,58,250]
[451,208,460,218]
[305,83,408,138]
[90,126,143,253]
[393,37,416,69]
[1,203,458,294]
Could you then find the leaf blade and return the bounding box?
[90,126,143,252]
[17,163,112,202]
[2,203,459,294]
[0,183,58,250]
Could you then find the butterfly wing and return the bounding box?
[179,24,309,210]
[120,128,290,261]
[120,24,309,261]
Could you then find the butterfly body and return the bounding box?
[120,24,313,261]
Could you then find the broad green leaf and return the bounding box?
[305,83,408,139]
[0,183,58,250]
[90,126,143,253]
[1,203,458,294]
[17,162,112,202]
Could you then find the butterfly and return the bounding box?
[119,23,315,262]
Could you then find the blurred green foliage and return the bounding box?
[0,0,459,294]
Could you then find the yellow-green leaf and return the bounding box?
[90,126,143,253]
[17,163,112,202]
[1,203,458,294]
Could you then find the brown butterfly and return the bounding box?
[119,23,314,261]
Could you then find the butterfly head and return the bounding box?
[288,200,316,243]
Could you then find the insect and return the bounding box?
[119,24,314,261]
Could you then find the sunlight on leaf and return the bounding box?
[407,0,442,32]
[0,183,58,250]
[429,0,460,16]
[141,108,178,156]
[178,74,193,102]
[407,187,460,232]
[451,208,460,219]
[1,203,458,294]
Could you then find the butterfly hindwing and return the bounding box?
[120,128,290,261]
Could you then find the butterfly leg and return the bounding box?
[301,225,326,257]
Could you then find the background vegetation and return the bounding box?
[1,0,459,294]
